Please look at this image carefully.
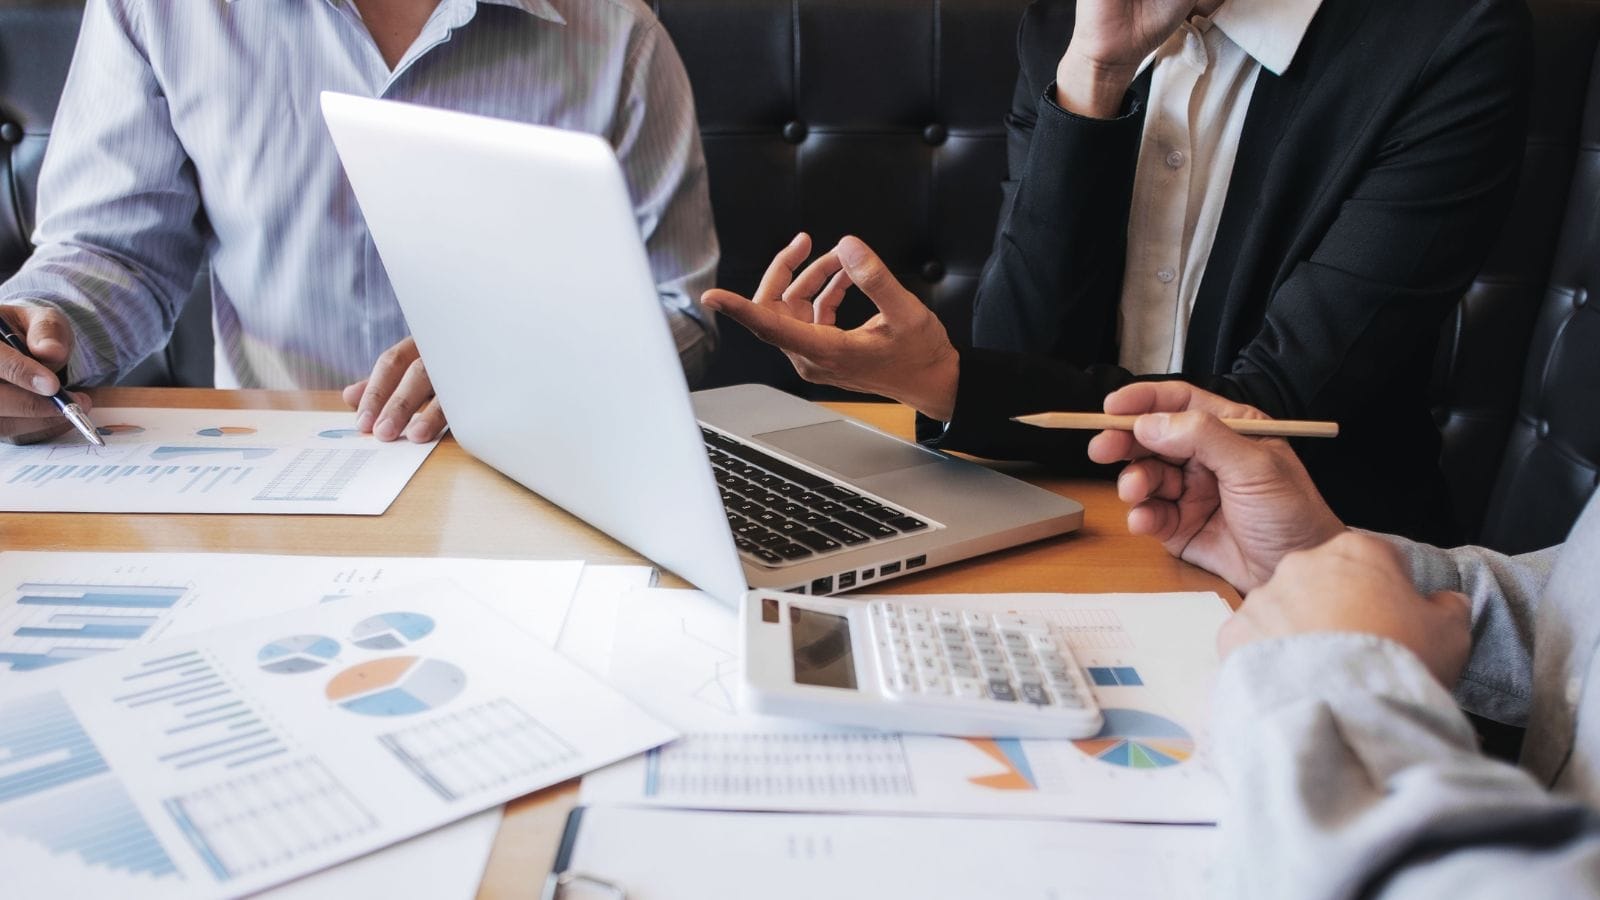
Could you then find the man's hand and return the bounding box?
[701,234,961,421]
[1220,532,1473,688]
[1056,1,1205,117]
[1087,381,1345,593]
[0,305,89,445]
[342,337,446,443]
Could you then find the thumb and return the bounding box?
[15,306,72,372]
[1132,410,1278,481]
[1428,589,1473,620]
[835,236,921,321]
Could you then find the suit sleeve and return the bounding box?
[969,2,1142,363]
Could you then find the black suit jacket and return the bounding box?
[927,0,1532,544]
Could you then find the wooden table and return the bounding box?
[18,387,1238,898]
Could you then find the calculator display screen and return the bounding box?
[790,607,858,690]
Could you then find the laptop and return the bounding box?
[320,92,1083,607]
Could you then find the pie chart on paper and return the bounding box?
[1072,708,1194,769]
[325,656,467,716]
[350,611,435,650]
[257,635,341,674]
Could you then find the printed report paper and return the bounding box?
[559,806,1216,899]
[581,587,1231,823]
[0,584,677,899]
[0,408,438,514]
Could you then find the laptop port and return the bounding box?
[862,569,876,581]
[880,562,902,576]
[838,571,857,589]
[787,585,806,594]
[811,576,834,595]
[907,555,927,570]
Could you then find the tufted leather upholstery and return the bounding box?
[1433,0,1600,547]
[3,0,1598,551]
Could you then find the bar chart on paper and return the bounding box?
[0,580,191,672]
[0,408,438,514]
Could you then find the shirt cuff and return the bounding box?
[1040,81,1144,123]
[1213,633,1478,783]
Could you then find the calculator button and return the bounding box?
[975,645,1005,663]
[943,645,973,662]
[915,656,945,674]
[1020,682,1051,706]
[950,661,980,679]
[908,620,935,638]
[1028,633,1057,650]
[1056,692,1085,709]
[962,610,988,626]
[987,680,1018,702]
[981,661,1011,680]
[912,637,939,657]
[918,672,951,694]
[994,614,1049,635]
[904,607,932,624]
[1012,665,1042,684]
[968,626,996,643]
[952,677,988,699]
[1001,631,1031,652]
[935,609,960,625]
[938,623,965,641]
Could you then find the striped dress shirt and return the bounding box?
[2,0,718,389]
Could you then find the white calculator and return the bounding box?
[741,590,1104,738]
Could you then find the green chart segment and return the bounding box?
[1072,708,1195,769]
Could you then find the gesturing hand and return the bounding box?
[342,337,446,443]
[701,234,961,421]
[1087,382,1345,593]
[1220,532,1473,689]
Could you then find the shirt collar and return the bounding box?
[1210,0,1323,76]
[223,0,567,26]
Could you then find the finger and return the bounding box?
[1116,458,1183,504]
[0,416,74,446]
[784,251,845,307]
[1103,381,1266,420]
[357,345,418,433]
[341,379,368,410]
[704,290,843,359]
[1131,410,1280,475]
[0,380,64,419]
[1087,427,1147,464]
[812,269,852,326]
[752,233,813,305]
[403,397,447,443]
[12,307,74,374]
[834,236,923,322]
[0,311,68,397]
[1126,498,1181,542]
[374,358,433,442]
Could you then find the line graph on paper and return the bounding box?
[681,618,740,716]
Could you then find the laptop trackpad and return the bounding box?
[754,420,943,480]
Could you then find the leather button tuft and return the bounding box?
[922,123,947,146]
[921,260,945,282]
[1538,419,1552,439]
[0,122,21,144]
[782,120,807,144]
[1575,287,1589,309]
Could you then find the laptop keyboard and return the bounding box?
[702,427,932,567]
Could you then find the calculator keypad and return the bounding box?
[870,601,1089,709]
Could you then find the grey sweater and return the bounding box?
[1210,492,1600,898]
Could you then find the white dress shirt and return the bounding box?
[1117,0,1322,375]
[1,0,717,389]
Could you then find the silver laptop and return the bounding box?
[320,92,1082,606]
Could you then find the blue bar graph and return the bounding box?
[0,691,179,878]
[2,582,187,672]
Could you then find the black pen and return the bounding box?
[0,316,104,447]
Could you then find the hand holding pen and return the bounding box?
[0,305,102,446]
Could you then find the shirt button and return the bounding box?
[1166,150,1185,169]
[1156,268,1176,284]
[1567,676,1583,706]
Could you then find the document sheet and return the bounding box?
[0,408,438,514]
[581,588,1231,823]
[0,584,677,899]
[560,806,1216,899]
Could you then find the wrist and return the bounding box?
[1055,47,1138,119]
[900,344,959,423]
